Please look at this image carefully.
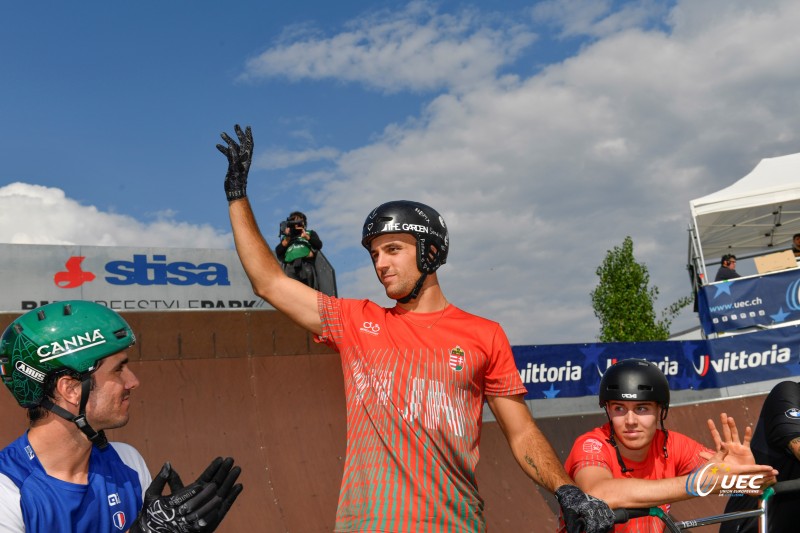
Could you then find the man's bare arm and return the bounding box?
[218,124,322,335]
[486,394,572,491]
[229,199,321,335]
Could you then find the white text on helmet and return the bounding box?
[621,393,637,399]
[37,329,108,362]
[380,222,429,233]
[15,361,45,383]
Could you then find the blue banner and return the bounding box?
[513,325,800,400]
[697,268,800,335]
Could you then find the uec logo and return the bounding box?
[686,463,764,496]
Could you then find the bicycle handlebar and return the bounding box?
[768,477,800,497]
[612,508,652,524]
[612,478,800,531]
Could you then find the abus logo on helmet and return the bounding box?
[685,462,764,496]
[15,361,45,383]
[37,329,107,363]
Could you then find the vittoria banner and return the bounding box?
[513,324,800,399]
[0,243,269,312]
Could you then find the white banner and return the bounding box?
[0,244,270,312]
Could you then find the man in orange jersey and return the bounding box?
[559,359,776,533]
[218,124,615,533]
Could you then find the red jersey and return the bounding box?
[316,294,527,532]
[560,424,709,533]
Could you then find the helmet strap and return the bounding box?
[41,378,108,449]
[397,272,428,304]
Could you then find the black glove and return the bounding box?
[556,484,615,533]
[130,457,243,533]
[216,124,253,201]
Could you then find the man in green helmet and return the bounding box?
[0,300,243,533]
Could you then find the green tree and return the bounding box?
[591,236,692,342]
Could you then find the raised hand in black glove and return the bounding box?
[130,457,243,533]
[216,124,253,201]
[555,484,615,533]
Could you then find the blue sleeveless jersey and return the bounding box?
[0,433,149,532]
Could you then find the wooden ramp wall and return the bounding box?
[0,310,769,532]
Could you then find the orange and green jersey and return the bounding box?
[560,424,709,533]
[316,294,527,532]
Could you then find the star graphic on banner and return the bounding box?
[713,283,733,298]
[543,384,560,399]
[580,344,608,396]
[770,307,791,323]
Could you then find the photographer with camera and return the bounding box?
[275,211,323,288]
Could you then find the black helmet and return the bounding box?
[599,359,671,471]
[361,200,449,274]
[599,358,670,416]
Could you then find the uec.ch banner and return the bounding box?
[513,324,800,400]
[697,268,800,335]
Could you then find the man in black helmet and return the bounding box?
[219,124,615,533]
[559,359,776,533]
[0,300,243,533]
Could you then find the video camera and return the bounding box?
[280,218,305,238]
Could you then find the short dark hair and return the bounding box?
[288,211,307,225]
[793,233,800,240]
[721,253,737,263]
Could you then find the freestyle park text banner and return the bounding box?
[514,324,800,400]
[0,243,268,312]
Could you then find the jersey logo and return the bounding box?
[113,511,126,530]
[449,346,464,371]
[582,438,603,454]
[360,321,381,336]
[785,408,800,419]
[108,493,121,506]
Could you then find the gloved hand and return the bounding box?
[555,484,615,533]
[130,457,243,533]
[216,124,253,201]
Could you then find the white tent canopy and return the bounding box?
[689,152,800,276]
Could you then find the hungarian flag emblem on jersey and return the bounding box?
[449,346,465,371]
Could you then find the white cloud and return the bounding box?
[255,146,340,170]
[0,183,232,249]
[9,0,800,346]
[304,0,800,343]
[532,0,669,39]
[240,0,536,93]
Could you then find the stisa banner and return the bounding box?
[0,243,270,312]
[513,324,800,399]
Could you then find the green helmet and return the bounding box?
[0,300,135,408]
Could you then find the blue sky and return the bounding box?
[3,0,800,344]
